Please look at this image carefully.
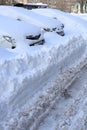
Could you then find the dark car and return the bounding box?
[14,2,48,10]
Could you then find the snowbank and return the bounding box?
[0,8,87,130]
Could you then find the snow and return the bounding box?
[0,6,87,130]
[0,14,44,49]
[0,6,63,31]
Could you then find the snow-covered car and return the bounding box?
[0,6,65,36]
[32,8,65,27]
[0,15,44,49]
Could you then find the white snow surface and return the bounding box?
[0,14,44,49]
[0,6,63,30]
[0,7,87,130]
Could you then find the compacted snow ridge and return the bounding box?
[1,39,87,130]
[0,7,87,130]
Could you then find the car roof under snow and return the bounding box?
[0,6,63,29]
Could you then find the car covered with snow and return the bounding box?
[0,15,44,49]
[0,6,65,36]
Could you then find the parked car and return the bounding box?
[0,15,44,49]
[0,6,65,36]
[32,8,65,26]
[14,2,48,9]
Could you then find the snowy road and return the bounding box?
[38,65,87,130]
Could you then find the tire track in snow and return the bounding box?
[38,65,87,130]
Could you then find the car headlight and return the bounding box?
[3,36,14,43]
[3,36,16,49]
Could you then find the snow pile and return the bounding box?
[0,7,87,130]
